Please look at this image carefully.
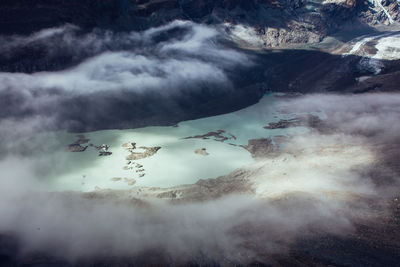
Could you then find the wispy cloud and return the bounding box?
[0,20,253,134]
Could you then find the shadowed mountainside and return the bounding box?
[0,46,398,132]
[0,0,397,35]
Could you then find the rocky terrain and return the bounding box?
[0,0,398,36]
[2,0,398,35]
[184,130,236,143]
[67,135,113,156]
[264,114,323,129]
[194,148,209,156]
[123,142,161,161]
[0,0,400,266]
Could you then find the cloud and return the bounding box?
[0,16,399,265]
[0,183,359,262]
[0,20,251,94]
[0,93,399,264]
[250,93,400,200]
[275,93,400,142]
[0,54,228,93]
[0,20,253,134]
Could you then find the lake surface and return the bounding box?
[39,95,311,192]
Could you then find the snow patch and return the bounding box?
[344,32,400,74]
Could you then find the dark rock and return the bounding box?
[264,114,323,129]
[67,143,88,152]
[184,130,234,143]
[241,138,277,159]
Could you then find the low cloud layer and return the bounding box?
[0,93,399,264]
[250,93,400,201]
[0,21,250,94]
[0,20,253,134]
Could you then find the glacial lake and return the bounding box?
[35,95,312,192]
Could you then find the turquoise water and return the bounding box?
[36,95,312,192]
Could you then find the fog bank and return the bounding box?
[0,93,399,263]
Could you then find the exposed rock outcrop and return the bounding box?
[0,0,396,36]
[123,142,161,161]
[184,130,236,143]
[195,148,209,156]
[241,138,277,159]
[264,115,323,129]
[67,143,88,152]
[359,0,400,25]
